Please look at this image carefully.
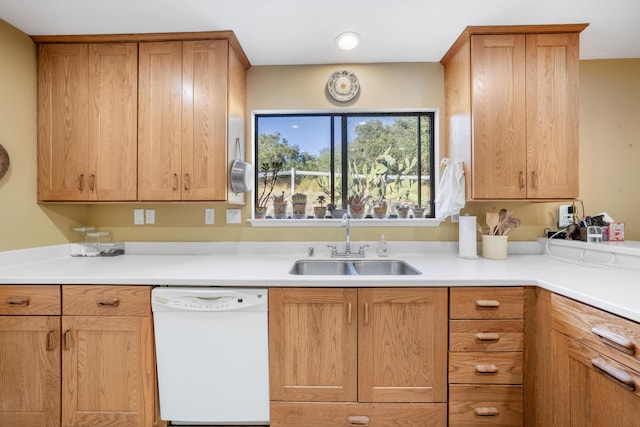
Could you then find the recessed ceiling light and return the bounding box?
[336,32,360,51]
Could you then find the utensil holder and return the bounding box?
[482,235,508,260]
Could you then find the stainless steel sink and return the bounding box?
[289,259,421,276]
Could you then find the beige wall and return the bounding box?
[0,19,638,251]
[0,20,87,252]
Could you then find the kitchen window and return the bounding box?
[253,111,436,222]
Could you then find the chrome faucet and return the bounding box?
[342,213,351,256]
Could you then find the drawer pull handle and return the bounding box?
[364,302,369,325]
[475,332,500,342]
[97,298,120,308]
[63,329,72,351]
[475,299,500,309]
[347,303,352,325]
[592,327,636,355]
[474,407,500,417]
[6,296,29,307]
[591,357,636,391]
[46,330,56,351]
[347,415,370,426]
[475,364,499,374]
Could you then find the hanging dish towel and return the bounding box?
[435,158,465,220]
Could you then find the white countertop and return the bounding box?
[1,240,639,323]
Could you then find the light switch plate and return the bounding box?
[226,209,241,224]
[134,209,144,225]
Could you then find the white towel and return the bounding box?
[435,158,465,220]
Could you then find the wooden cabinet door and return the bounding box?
[552,330,640,427]
[181,40,228,201]
[88,43,138,201]
[358,288,448,403]
[0,316,60,427]
[269,288,358,402]
[138,41,183,201]
[471,34,527,199]
[525,33,580,199]
[61,316,154,427]
[38,44,90,201]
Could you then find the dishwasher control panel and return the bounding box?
[152,288,268,312]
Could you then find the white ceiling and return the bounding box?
[1,0,638,66]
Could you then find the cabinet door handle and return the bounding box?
[475,299,500,309]
[97,298,120,308]
[172,173,178,191]
[346,415,370,425]
[531,170,538,188]
[46,329,56,351]
[592,326,636,355]
[364,302,369,325]
[78,174,84,191]
[63,329,72,351]
[5,296,29,307]
[89,174,95,191]
[347,303,352,325]
[184,173,190,191]
[519,171,525,189]
[475,332,500,342]
[475,364,499,374]
[474,407,500,417]
[591,357,636,391]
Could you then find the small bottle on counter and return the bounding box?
[376,234,388,257]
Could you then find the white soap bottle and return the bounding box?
[376,234,388,257]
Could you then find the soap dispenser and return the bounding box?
[376,234,388,257]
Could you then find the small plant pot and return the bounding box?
[331,208,347,219]
[373,204,387,219]
[255,207,267,219]
[396,207,410,219]
[314,206,327,219]
[273,202,287,219]
[292,202,307,219]
[348,204,365,219]
[413,208,425,218]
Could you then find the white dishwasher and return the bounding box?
[152,287,269,426]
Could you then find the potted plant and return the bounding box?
[347,193,366,219]
[372,199,388,219]
[291,192,307,219]
[272,191,287,219]
[255,160,283,218]
[314,195,328,219]
[413,204,426,218]
[395,202,411,219]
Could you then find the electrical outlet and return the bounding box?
[145,209,155,224]
[134,209,144,225]
[558,204,573,228]
[205,208,215,225]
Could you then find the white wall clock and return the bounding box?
[327,70,360,102]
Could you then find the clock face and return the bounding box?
[327,70,359,102]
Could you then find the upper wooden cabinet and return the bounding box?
[38,43,138,201]
[441,24,588,200]
[35,31,249,203]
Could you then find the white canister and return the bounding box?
[482,235,508,260]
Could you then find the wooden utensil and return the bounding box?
[486,211,499,235]
[502,218,521,235]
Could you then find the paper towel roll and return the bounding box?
[458,215,478,259]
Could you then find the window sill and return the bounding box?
[248,218,444,227]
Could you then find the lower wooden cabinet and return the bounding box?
[449,385,523,426]
[271,402,447,426]
[0,285,160,427]
[551,293,640,426]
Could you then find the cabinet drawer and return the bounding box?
[0,285,60,315]
[271,402,447,426]
[450,319,523,352]
[552,293,640,373]
[449,385,523,426]
[450,287,523,319]
[449,351,522,384]
[63,285,151,316]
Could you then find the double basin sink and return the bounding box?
[289,259,421,276]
